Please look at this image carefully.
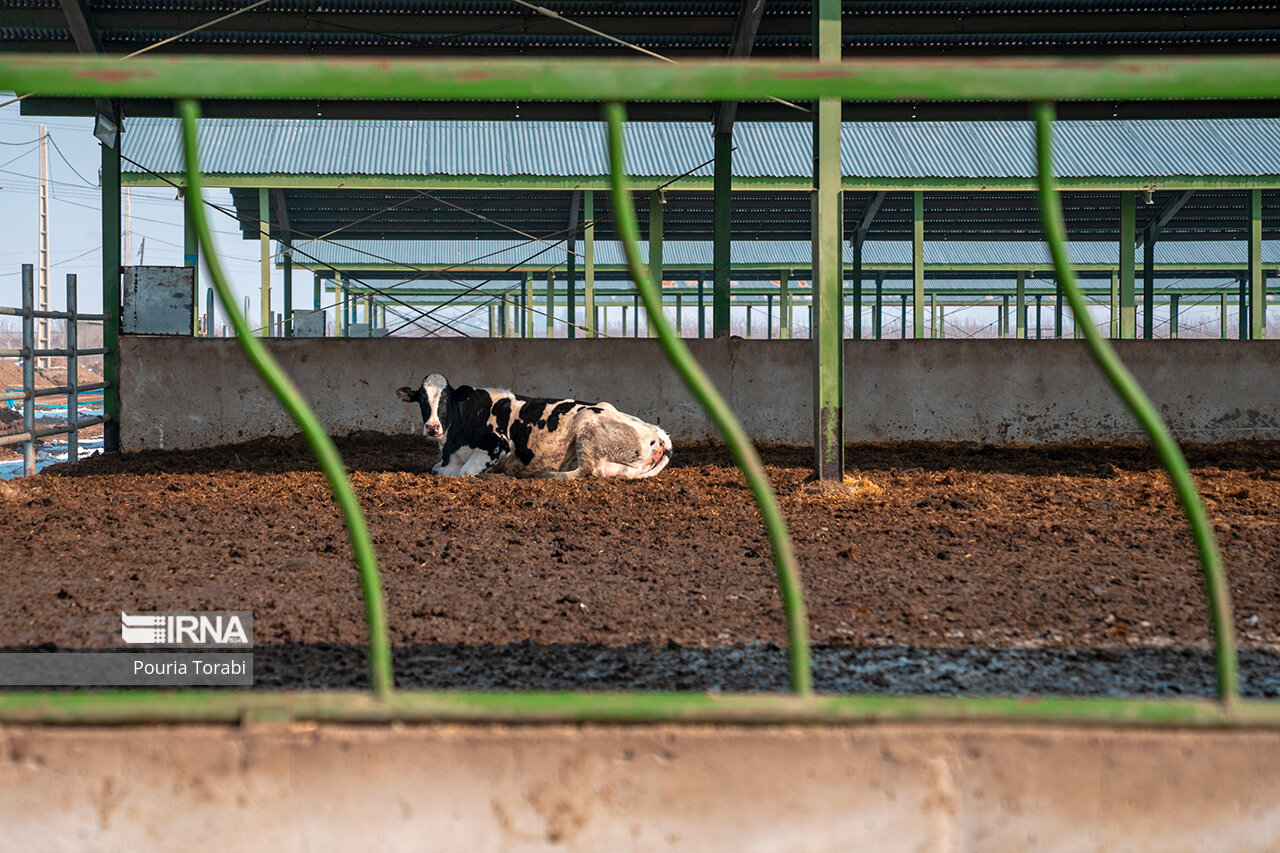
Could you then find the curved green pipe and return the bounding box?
[603,102,812,695]
[1033,101,1238,706]
[178,100,394,699]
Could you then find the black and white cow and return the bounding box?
[396,373,672,479]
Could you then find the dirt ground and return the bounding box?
[2,434,1279,693]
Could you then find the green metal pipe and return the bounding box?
[178,101,393,699]
[1034,102,1237,706]
[100,138,121,453]
[4,689,1280,728]
[7,54,1280,103]
[605,103,810,695]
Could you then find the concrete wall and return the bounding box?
[119,336,1280,451]
[5,722,1280,851]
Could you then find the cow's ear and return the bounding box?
[396,386,419,403]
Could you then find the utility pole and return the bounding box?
[37,125,50,369]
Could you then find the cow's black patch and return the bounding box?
[508,419,536,465]
[545,401,578,432]
[492,397,512,436]
[520,400,547,425]
[440,388,507,465]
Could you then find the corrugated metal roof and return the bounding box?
[123,118,1280,179]
[295,238,1280,269]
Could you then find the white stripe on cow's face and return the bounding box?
[422,373,449,439]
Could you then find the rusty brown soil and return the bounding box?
[2,434,1279,694]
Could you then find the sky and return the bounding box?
[0,93,290,327]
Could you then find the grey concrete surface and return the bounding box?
[4,722,1280,851]
[119,337,1280,450]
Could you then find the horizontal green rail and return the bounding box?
[1,690,1278,727]
[2,54,1279,103]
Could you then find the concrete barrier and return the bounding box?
[4,722,1280,850]
[119,337,1280,450]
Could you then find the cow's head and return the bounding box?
[396,373,452,440]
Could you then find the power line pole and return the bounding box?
[37,124,50,369]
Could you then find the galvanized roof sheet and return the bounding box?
[123,118,1280,180]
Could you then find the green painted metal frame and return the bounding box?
[100,139,121,453]
[0,52,1268,727]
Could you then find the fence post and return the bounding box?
[21,264,35,476]
[67,273,78,464]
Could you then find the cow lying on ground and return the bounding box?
[396,373,672,479]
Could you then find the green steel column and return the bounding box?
[633,294,640,337]
[851,237,863,339]
[1036,294,1044,339]
[930,292,937,338]
[546,270,555,338]
[1110,271,1119,338]
[1120,191,1136,338]
[648,192,663,339]
[938,303,945,339]
[1250,188,1265,339]
[282,244,293,337]
[1221,291,1229,339]
[811,0,843,480]
[183,189,199,334]
[900,295,907,339]
[677,293,684,336]
[1170,293,1180,339]
[488,304,495,338]
[874,275,883,339]
[1000,294,1009,338]
[584,190,596,337]
[697,274,706,338]
[1239,277,1249,340]
[365,295,373,337]
[566,243,577,340]
[258,187,271,336]
[1143,233,1156,340]
[779,271,791,339]
[912,191,925,337]
[713,131,732,337]
[313,273,321,313]
[766,294,773,339]
[101,138,121,453]
[1016,271,1027,339]
[524,272,534,338]
[746,301,753,337]
[1054,280,1064,338]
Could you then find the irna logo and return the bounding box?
[120,611,252,647]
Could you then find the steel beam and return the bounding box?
[1119,192,1137,338]
[711,0,767,136]
[258,187,270,335]
[566,189,581,339]
[712,132,732,338]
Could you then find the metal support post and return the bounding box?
[851,238,863,339]
[1055,280,1064,338]
[874,275,883,339]
[697,274,706,338]
[676,293,684,336]
[1143,231,1156,339]
[1036,294,1044,339]
[1221,291,1229,339]
[648,191,663,338]
[66,273,78,463]
[1170,293,1180,339]
[584,190,596,337]
[334,272,344,337]
[21,265,35,475]
[206,287,213,337]
[1110,271,1119,338]
[258,187,271,336]
[524,272,534,338]
[1000,294,1009,338]
[1250,188,1265,339]
[1119,191,1136,338]
[282,242,293,337]
[1016,271,1027,339]
[780,270,791,339]
[766,294,773,339]
[1239,277,1249,340]
[633,294,640,337]
[313,273,321,313]
[713,131,732,337]
[912,190,924,338]
[811,0,843,479]
[184,188,200,334]
[746,302,753,337]
[930,292,937,338]
[37,126,49,370]
[900,294,907,339]
[938,303,945,339]
[101,139,121,453]
[546,270,555,338]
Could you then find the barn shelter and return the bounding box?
[119,116,1280,339]
[7,0,1280,477]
